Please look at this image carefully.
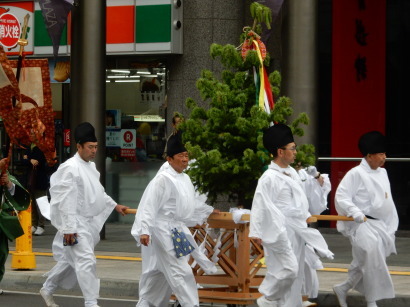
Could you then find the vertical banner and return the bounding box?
[330,0,386,219]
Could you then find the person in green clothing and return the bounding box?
[0,159,31,295]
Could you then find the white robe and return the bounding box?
[43,153,117,305]
[335,158,399,302]
[131,165,215,307]
[250,162,333,307]
[298,168,331,298]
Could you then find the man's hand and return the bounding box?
[30,159,39,167]
[352,211,366,223]
[250,237,262,246]
[63,233,78,246]
[316,175,324,186]
[140,234,150,246]
[115,204,129,216]
[212,209,221,214]
[307,216,318,224]
[306,166,319,178]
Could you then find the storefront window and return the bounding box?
[105,67,167,163]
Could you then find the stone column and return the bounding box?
[282,0,318,146]
[70,0,106,180]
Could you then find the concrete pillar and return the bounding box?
[70,0,106,181]
[282,0,318,146]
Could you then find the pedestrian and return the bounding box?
[162,112,183,159]
[23,143,49,236]
[249,124,333,307]
[333,131,399,307]
[131,133,219,307]
[40,122,129,307]
[0,160,31,295]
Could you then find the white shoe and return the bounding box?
[333,283,349,307]
[257,296,279,307]
[367,302,378,307]
[40,287,59,307]
[302,301,318,307]
[31,226,37,233]
[0,289,3,295]
[34,226,45,236]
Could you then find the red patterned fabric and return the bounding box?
[0,46,56,168]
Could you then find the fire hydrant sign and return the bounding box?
[0,13,21,48]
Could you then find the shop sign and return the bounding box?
[63,129,70,146]
[133,114,165,122]
[120,129,136,149]
[120,148,136,158]
[106,130,121,147]
[0,12,21,48]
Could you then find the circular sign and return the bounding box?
[123,131,134,143]
[0,13,21,48]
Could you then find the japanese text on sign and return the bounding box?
[0,13,21,48]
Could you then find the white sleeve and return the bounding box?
[50,166,79,234]
[305,173,331,215]
[335,170,362,217]
[249,174,286,247]
[184,191,214,227]
[131,175,171,240]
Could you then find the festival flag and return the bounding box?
[38,0,73,58]
[251,39,275,114]
[241,34,274,114]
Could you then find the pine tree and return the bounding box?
[180,2,315,207]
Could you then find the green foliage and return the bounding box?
[180,3,315,206]
[292,144,316,169]
[250,2,272,30]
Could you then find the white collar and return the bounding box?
[360,158,381,173]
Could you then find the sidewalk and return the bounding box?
[2,223,410,306]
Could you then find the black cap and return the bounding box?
[166,131,186,157]
[74,122,97,144]
[263,124,294,154]
[358,131,386,156]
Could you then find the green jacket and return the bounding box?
[0,174,31,241]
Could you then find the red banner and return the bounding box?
[330,0,386,219]
[63,129,70,146]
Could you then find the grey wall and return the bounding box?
[166,0,246,125]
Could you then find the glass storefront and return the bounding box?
[105,67,167,163]
[104,66,168,222]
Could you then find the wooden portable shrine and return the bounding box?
[190,212,264,305]
[125,209,354,305]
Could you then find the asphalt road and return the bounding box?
[0,290,229,307]
[1,290,137,307]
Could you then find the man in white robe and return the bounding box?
[333,131,399,307]
[298,166,331,307]
[250,124,333,307]
[40,122,128,307]
[131,133,218,307]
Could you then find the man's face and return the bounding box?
[77,142,98,162]
[278,142,297,166]
[367,152,386,170]
[167,151,189,173]
[173,117,183,129]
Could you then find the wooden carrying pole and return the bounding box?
[125,209,355,305]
